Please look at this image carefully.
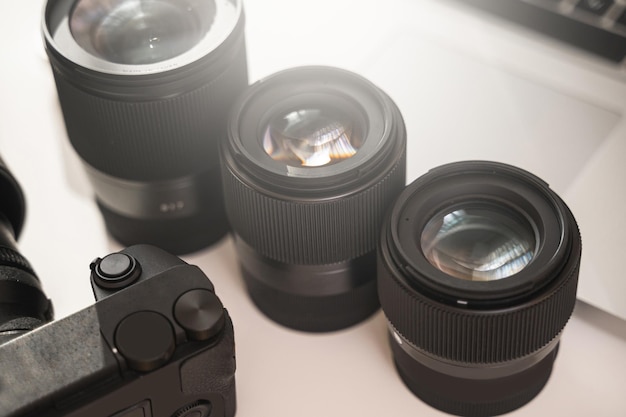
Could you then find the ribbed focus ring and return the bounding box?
[378,253,580,363]
[0,247,35,276]
[50,45,248,181]
[223,156,406,265]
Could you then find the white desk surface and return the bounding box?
[1,0,625,416]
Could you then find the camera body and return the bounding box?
[0,245,236,417]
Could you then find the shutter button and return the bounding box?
[91,253,141,289]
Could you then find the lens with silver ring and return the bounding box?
[378,161,581,416]
[42,0,248,254]
[221,66,407,332]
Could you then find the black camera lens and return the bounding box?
[0,156,53,344]
[221,66,406,332]
[42,0,248,254]
[378,161,581,416]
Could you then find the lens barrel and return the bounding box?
[0,156,53,344]
[221,66,406,331]
[42,0,248,254]
[378,161,581,416]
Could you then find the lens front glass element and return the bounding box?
[263,108,363,167]
[70,0,216,65]
[421,204,537,281]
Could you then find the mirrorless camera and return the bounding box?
[0,243,236,417]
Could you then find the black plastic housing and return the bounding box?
[377,161,581,416]
[221,66,407,331]
[0,245,236,417]
[0,156,53,345]
[42,0,249,254]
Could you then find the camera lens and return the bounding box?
[70,0,215,65]
[221,66,406,332]
[42,0,248,254]
[0,156,53,344]
[421,204,537,281]
[378,161,581,416]
[263,107,363,167]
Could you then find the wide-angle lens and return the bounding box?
[221,66,406,332]
[43,0,248,254]
[378,161,581,416]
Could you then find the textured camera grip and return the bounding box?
[180,315,237,417]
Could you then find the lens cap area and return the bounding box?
[421,203,537,282]
[70,0,215,65]
[225,66,404,192]
[388,161,571,306]
[263,107,363,168]
[44,0,243,75]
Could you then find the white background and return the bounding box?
[1,0,626,416]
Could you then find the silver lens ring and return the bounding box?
[44,0,242,75]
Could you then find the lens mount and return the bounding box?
[222,66,406,331]
[378,161,581,415]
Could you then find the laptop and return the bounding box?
[243,0,626,321]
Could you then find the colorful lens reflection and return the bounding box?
[263,108,362,167]
[421,206,537,281]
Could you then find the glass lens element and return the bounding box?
[421,205,536,281]
[263,108,362,167]
[70,0,215,65]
